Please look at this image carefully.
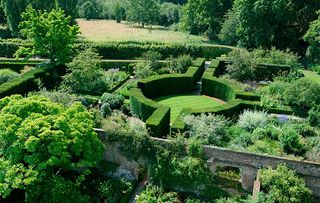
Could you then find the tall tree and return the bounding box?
[0,95,105,201]
[180,0,232,39]
[233,0,320,53]
[126,0,160,27]
[304,11,320,63]
[15,6,79,64]
[0,0,78,36]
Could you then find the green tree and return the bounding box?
[0,95,105,201]
[61,48,107,94]
[15,6,79,64]
[180,0,231,38]
[78,1,99,20]
[304,11,320,63]
[233,0,320,52]
[0,0,78,36]
[0,6,5,24]
[126,0,160,27]
[259,164,312,203]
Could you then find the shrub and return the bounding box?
[142,51,162,71]
[259,164,312,203]
[278,126,305,156]
[166,54,193,73]
[103,69,128,91]
[0,69,19,85]
[247,139,282,156]
[29,90,80,107]
[238,110,268,132]
[226,50,256,82]
[308,105,320,127]
[218,10,239,46]
[137,185,179,203]
[100,93,124,110]
[183,113,230,146]
[98,179,133,202]
[61,48,107,94]
[134,63,158,79]
[284,78,320,110]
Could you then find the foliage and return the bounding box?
[0,0,78,36]
[104,68,128,90]
[165,54,193,73]
[180,0,231,38]
[98,178,133,203]
[218,9,239,46]
[78,1,99,20]
[308,105,320,127]
[100,93,124,110]
[278,126,305,156]
[29,89,80,107]
[15,6,79,64]
[238,110,268,132]
[259,164,312,203]
[137,185,180,203]
[183,113,230,146]
[304,11,320,63]
[126,0,160,27]
[226,50,256,82]
[134,63,158,79]
[61,48,107,94]
[283,78,320,110]
[0,95,105,200]
[232,0,320,52]
[142,51,162,71]
[159,2,181,26]
[0,68,19,85]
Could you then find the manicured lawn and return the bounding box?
[302,70,320,84]
[77,19,207,43]
[155,94,224,123]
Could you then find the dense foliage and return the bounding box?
[15,6,79,64]
[0,69,19,85]
[126,0,160,27]
[259,164,312,203]
[0,95,105,201]
[0,0,78,35]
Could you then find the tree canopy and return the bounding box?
[0,0,78,36]
[126,0,160,27]
[304,11,320,63]
[0,95,105,201]
[15,6,79,64]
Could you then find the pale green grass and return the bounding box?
[77,19,207,43]
[155,94,223,123]
[302,70,320,84]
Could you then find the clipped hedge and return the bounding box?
[129,88,160,121]
[146,107,170,137]
[0,61,41,72]
[0,39,237,59]
[138,65,202,99]
[0,64,66,98]
[201,76,238,101]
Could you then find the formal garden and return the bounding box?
[0,0,320,203]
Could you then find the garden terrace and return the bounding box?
[130,58,308,137]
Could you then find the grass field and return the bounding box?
[77,19,208,43]
[302,70,320,84]
[155,94,224,123]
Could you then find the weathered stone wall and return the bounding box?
[96,129,320,197]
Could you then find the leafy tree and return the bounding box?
[78,1,99,20]
[61,48,107,94]
[0,95,105,201]
[180,0,231,38]
[126,0,160,27]
[232,0,320,52]
[259,164,312,203]
[304,11,320,63]
[0,0,78,36]
[15,6,79,64]
[218,9,239,45]
[159,2,181,26]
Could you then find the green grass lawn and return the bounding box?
[302,70,320,84]
[155,94,224,123]
[77,19,209,43]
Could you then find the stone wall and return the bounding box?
[96,129,320,197]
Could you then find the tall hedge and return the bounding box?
[146,107,170,137]
[0,39,236,59]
